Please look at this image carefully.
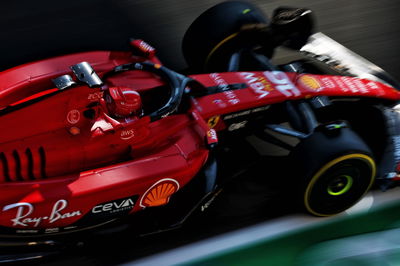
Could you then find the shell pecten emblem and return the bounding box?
[140,178,180,208]
[299,75,323,91]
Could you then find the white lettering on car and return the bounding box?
[120,129,135,140]
[207,129,218,141]
[88,91,104,101]
[321,77,336,89]
[92,198,135,214]
[240,72,271,99]
[210,73,240,105]
[228,121,248,131]
[210,73,229,91]
[264,71,301,97]
[2,200,81,227]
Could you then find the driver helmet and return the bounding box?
[105,86,142,118]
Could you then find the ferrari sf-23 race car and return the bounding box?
[1,1,400,258]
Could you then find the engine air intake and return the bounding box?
[0,147,46,182]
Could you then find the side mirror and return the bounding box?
[270,7,315,50]
[70,62,103,88]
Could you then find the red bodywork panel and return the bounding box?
[190,71,400,119]
[0,50,399,234]
[0,50,209,232]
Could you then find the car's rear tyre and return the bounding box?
[182,1,270,72]
[289,126,376,216]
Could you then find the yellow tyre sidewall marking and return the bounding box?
[205,32,239,70]
[304,153,376,217]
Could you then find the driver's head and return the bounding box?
[105,87,142,118]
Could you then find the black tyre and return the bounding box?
[182,1,270,72]
[289,126,376,216]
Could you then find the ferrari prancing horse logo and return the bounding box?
[207,116,220,128]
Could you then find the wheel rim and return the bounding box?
[304,154,375,216]
[327,175,353,196]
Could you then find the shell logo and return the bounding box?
[140,178,180,208]
[299,75,322,91]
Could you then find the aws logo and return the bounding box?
[120,129,135,140]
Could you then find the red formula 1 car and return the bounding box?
[1,1,400,259]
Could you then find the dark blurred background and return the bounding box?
[1,0,399,264]
[1,0,399,79]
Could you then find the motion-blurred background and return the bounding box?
[1,0,399,79]
[1,0,400,265]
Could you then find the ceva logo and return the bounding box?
[92,197,136,214]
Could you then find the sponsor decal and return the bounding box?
[201,189,223,212]
[224,110,251,120]
[264,71,301,97]
[320,77,336,89]
[207,129,218,141]
[210,73,230,92]
[223,90,240,105]
[298,75,323,91]
[332,77,346,91]
[92,196,137,215]
[206,129,218,145]
[16,229,39,234]
[120,129,135,140]
[366,81,380,90]
[223,105,270,120]
[191,97,203,111]
[13,226,77,235]
[331,76,371,94]
[130,40,156,58]
[72,195,138,226]
[207,116,220,128]
[67,109,80,124]
[341,77,369,94]
[140,179,180,208]
[2,200,81,227]
[88,91,104,101]
[251,105,271,113]
[228,121,248,131]
[139,40,155,53]
[240,72,274,98]
[191,83,247,98]
[191,109,200,121]
[393,135,400,162]
[45,228,60,234]
[210,73,240,105]
[213,99,227,108]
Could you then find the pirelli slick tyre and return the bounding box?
[289,126,376,216]
[182,1,269,72]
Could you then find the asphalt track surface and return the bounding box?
[1,0,400,265]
